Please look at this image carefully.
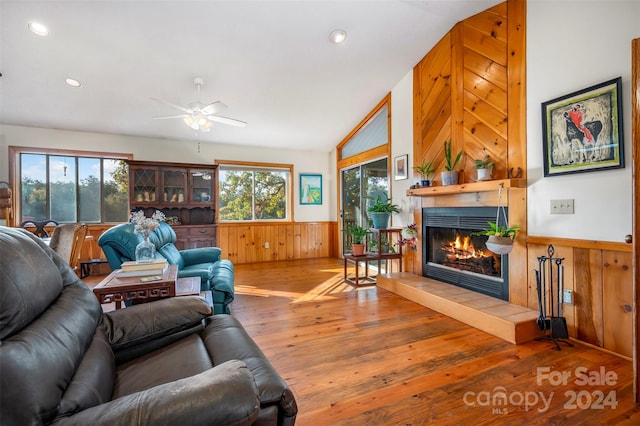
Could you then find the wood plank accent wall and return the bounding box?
[414,1,526,185]
[410,0,528,304]
[527,237,632,358]
[216,222,337,265]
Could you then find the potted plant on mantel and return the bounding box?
[413,159,436,187]
[347,224,371,256]
[441,140,463,186]
[472,221,520,255]
[366,195,400,229]
[473,154,494,181]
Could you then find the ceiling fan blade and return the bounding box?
[153,114,189,120]
[150,97,193,114]
[207,115,247,127]
[201,101,227,115]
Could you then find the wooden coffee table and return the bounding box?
[93,264,179,309]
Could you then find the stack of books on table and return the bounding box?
[116,259,168,277]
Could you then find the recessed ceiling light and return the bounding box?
[28,22,49,37]
[65,78,81,87]
[329,29,347,44]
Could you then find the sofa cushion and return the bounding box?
[58,328,115,417]
[100,296,211,351]
[202,315,298,418]
[0,229,64,339]
[113,333,214,398]
[156,241,185,269]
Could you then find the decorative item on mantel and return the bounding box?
[472,153,494,181]
[441,140,463,186]
[130,209,165,263]
[413,159,436,187]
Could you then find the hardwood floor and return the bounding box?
[230,258,640,425]
[86,258,640,424]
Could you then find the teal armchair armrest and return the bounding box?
[180,247,222,265]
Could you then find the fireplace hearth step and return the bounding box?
[377,272,540,344]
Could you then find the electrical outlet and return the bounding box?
[563,289,573,305]
[264,242,269,249]
[550,199,575,214]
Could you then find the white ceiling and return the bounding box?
[0,0,501,152]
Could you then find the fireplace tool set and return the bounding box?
[535,244,573,350]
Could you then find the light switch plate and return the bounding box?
[563,289,573,305]
[550,199,574,214]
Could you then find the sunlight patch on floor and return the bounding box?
[236,271,357,303]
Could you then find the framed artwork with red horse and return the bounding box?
[541,77,624,177]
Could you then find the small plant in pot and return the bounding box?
[347,224,371,256]
[473,154,494,181]
[472,222,520,255]
[366,195,400,229]
[441,140,463,186]
[413,159,436,187]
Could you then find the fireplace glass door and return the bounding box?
[423,207,509,301]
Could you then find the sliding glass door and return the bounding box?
[340,158,388,255]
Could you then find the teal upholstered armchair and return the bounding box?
[98,222,234,314]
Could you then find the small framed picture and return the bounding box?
[300,173,322,205]
[541,77,624,177]
[394,154,408,180]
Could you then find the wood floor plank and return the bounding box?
[230,258,639,425]
[84,258,639,424]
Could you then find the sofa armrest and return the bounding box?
[100,296,212,352]
[53,360,260,426]
[180,247,222,265]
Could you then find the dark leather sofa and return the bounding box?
[98,222,234,314]
[0,227,297,425]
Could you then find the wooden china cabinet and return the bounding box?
[128,160,217,249]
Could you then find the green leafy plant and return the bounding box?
[366,195,400,213]
[413,159,436,180]
[472,222,520,240]
[347,224,371,244]
[473,154,494,170]
[444,140,463,171]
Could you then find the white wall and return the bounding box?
[390,70,416,229]
[0,124,333,222]
[527,0,640,242]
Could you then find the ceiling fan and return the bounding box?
[151,77,246,131]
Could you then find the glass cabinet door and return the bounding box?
[161,168,187,204]
[189,169,213,204]
[131,166,159,203]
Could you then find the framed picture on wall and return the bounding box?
[300,173,322,205]
[394,154,408,180]
[541,77,624,177]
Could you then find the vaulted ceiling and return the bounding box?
[0,0,501,152]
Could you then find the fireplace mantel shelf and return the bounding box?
[406,178,526,197]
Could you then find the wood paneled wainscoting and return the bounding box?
[527,236,633,358]
[217,222,338,265]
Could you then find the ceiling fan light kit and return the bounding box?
[152,77,246,132]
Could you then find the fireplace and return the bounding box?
[422,207,509,301]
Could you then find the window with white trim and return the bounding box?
[218,162,292,222]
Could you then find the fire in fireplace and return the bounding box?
[423,207,509,301]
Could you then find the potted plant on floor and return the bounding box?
[441,140,463,186]
[472,221,520,255]
[473,154,494,181]
[347,224,371,256]
[366,195,400,229]
[413,159,436,187]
